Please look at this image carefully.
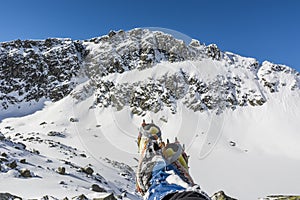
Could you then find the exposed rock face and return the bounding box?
[91,184,107,192]
[92,67,268,115]
[83,29,206,77]
[76,29,299,115]
[0,38,86,110]
[1,29,299,116]
[258,61,300,93]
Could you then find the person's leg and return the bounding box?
[162,191,210,200]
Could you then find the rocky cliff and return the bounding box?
[1,29,299,116]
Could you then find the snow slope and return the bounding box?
[0,95,140,199]
[1,60,299,199]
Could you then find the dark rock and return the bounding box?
[48,131,64,137]
[93,193,117,200]
[73,194,88,200]
[59,180,67,185]
[211,191,237,200]
[229,141,236,147]
[79,153,87,158]
[31,149,40,155]
[205,44,221,60]
[19,168,32,178]
[4,126,14,131]
[57,166,66,175]
[108,30,116,37]
[41,195,50,200]
[0,133,5,140]
[15,133,21,137]
[82,166,94,175]
[14,142,26,150]
[7,160,17,169]
[0,193,22,200]
[19,159,26,164]
[0,157,8,162]
[1,152,8,157]
[69,117,79,122]
[91,184,107,192]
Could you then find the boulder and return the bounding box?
[72,194,88,200]
[93,193,117,200]
[48,131,64,137]
[40,121,47,125]
[108,30,116,37]
[57,166,66,175]
[7,160,17,169]
[19,168,32,178]
[0,132,5,140]
[70,117,79,122]
[82,166,94,175]
[91,184,107,192]
[14,142,26,150]
[211,191,237,200]
[1,152,8,157]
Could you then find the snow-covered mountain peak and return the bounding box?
[82,28,207,76]
[258,61,300,92]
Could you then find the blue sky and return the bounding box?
[1,0,299,71]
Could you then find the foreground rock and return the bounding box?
[92,193,116,200]
[211,191,237,200]
[0,193,21,200]
[260,195,300,200]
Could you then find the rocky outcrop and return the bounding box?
[0,132,5,140]
[1,29,299,116]
[81,165,94,175]
[83,29,207,77]
[0,38,86,110]
[19,168,32,178]
[0,193,22,200]
[258,61,300,93]
[57,166,66,175]
[92,68,266,115]
[91,184,107,192]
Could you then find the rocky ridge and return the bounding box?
[76,29,299,115]
[0,38,86,111]
[1,29,299,116]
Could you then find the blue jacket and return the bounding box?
[146,161,188,200]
